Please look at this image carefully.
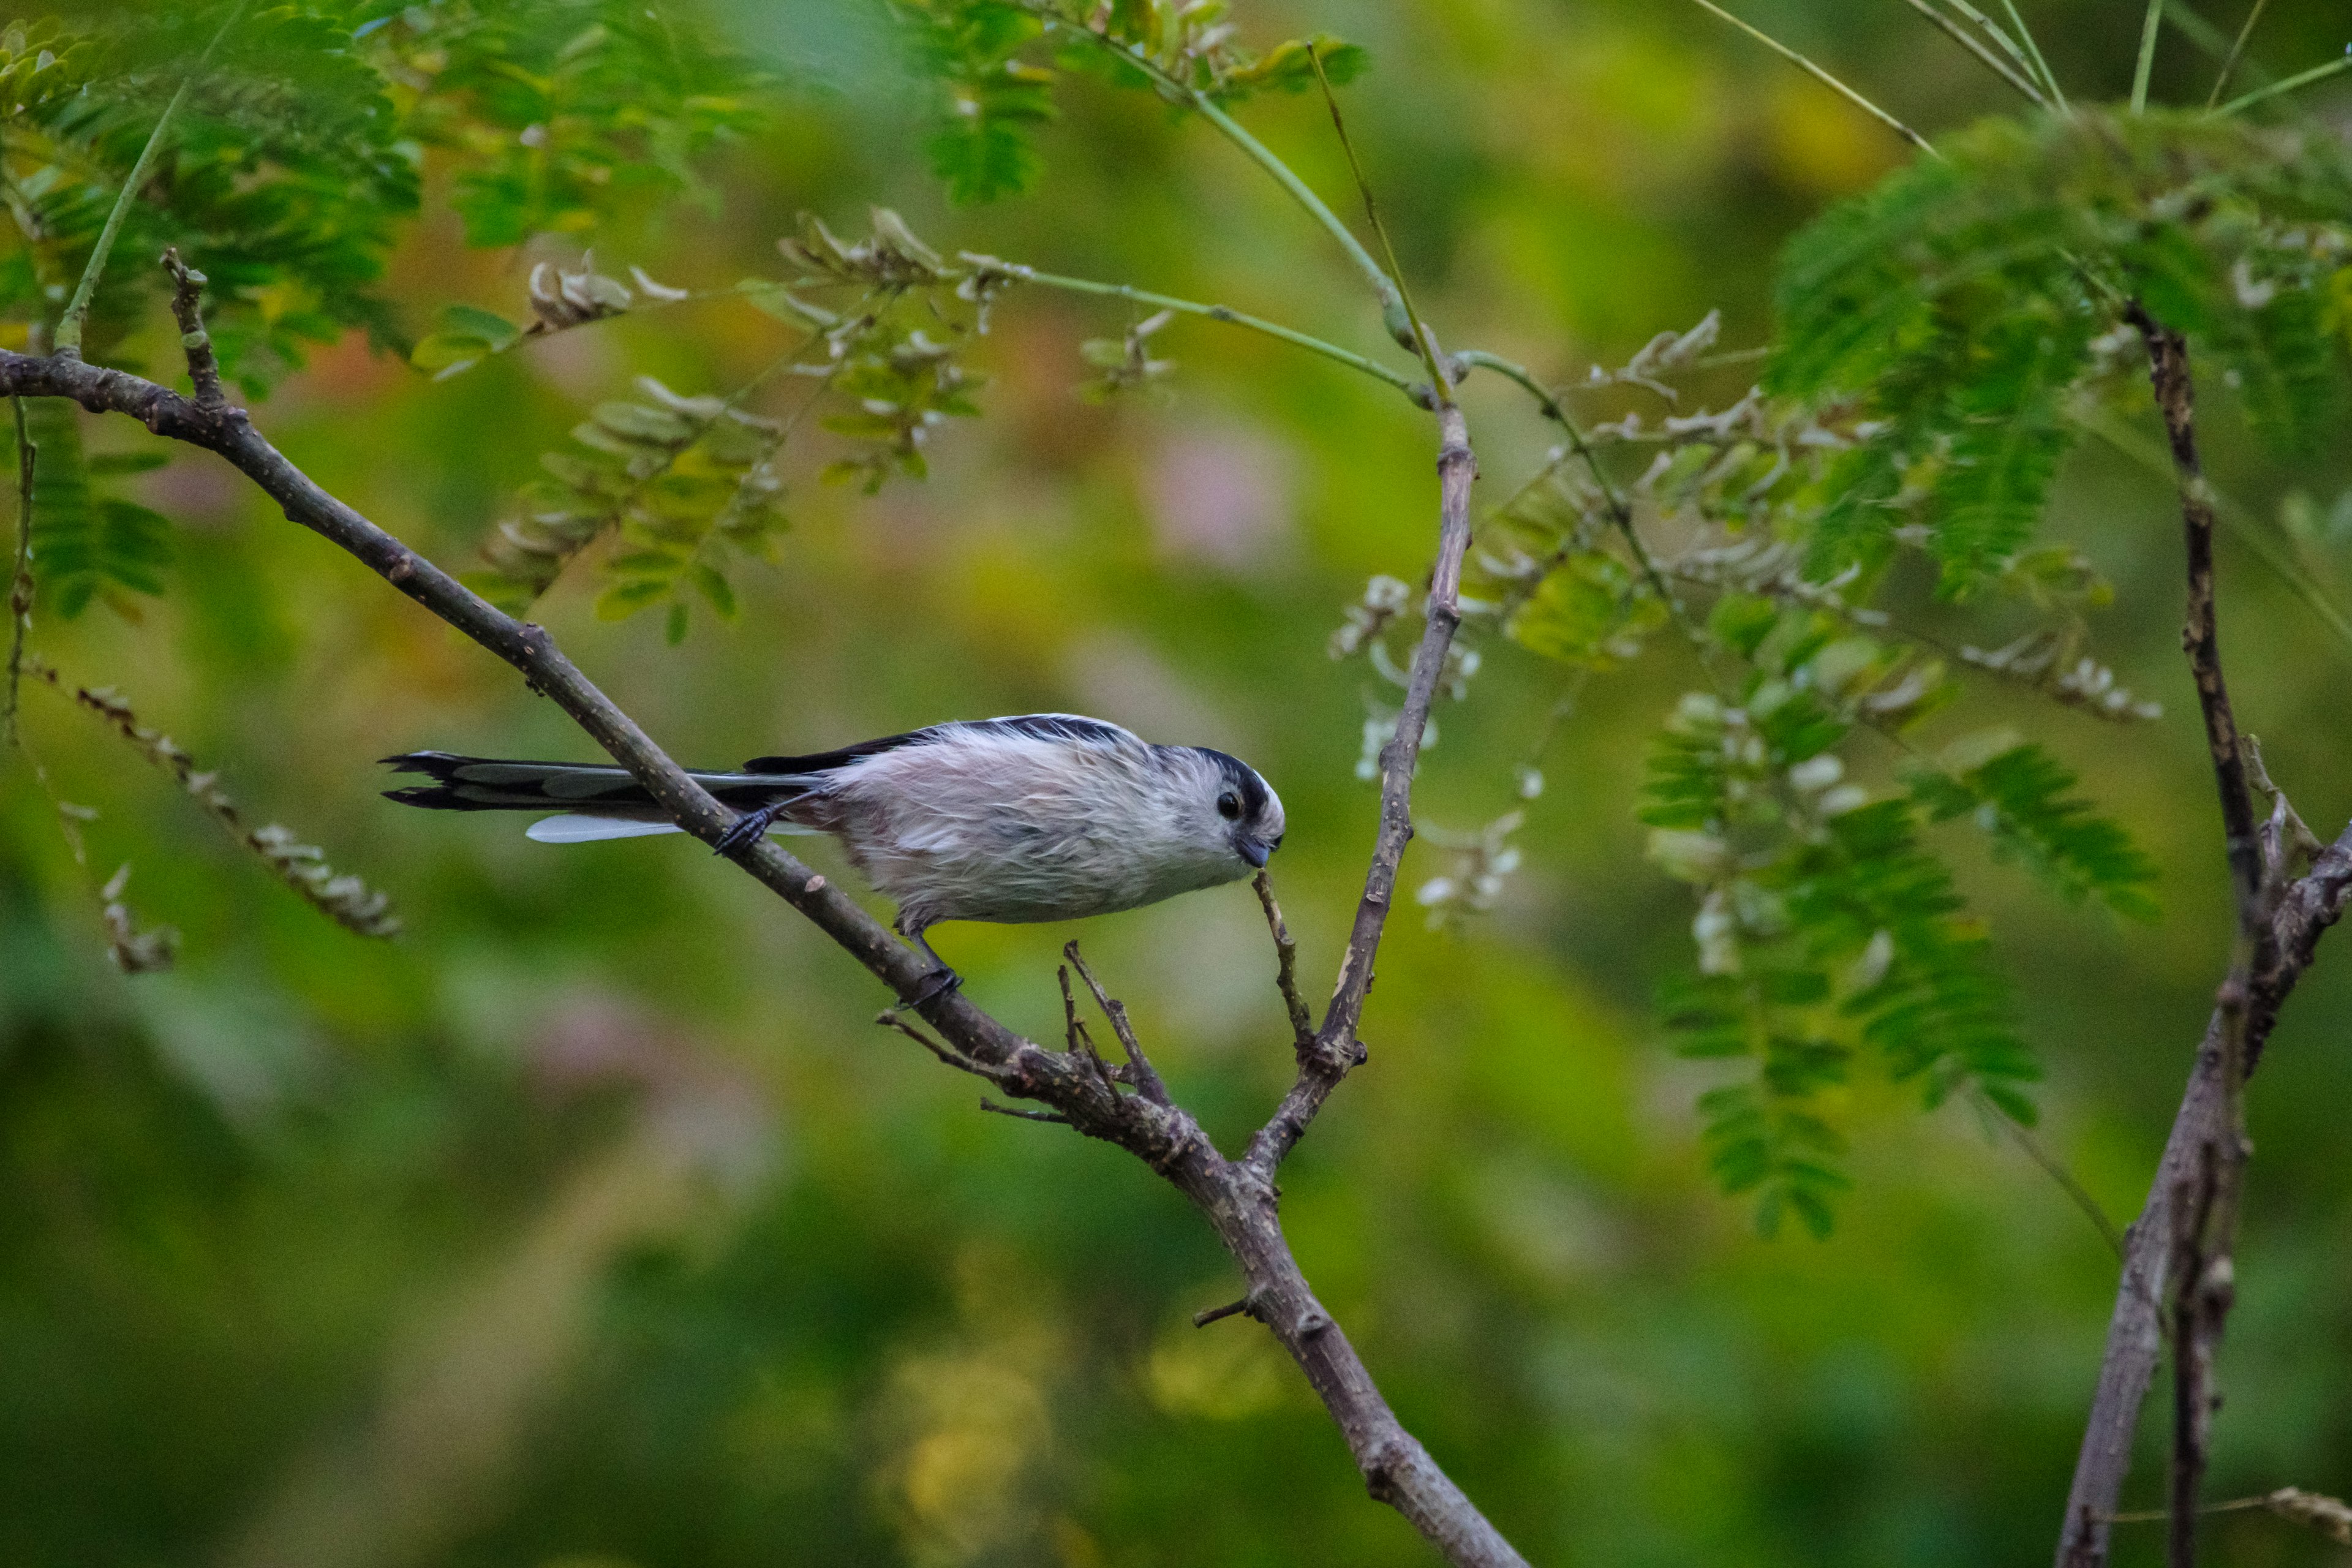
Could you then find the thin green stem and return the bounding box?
[2077,404,2352,652]
[1005,266,1417,396]
[1942,0,2051,95]
[4,395,32,747]
[1034,15,1404,322]
[2131,0,2165,111]
[2204,0,2269,106]
[1684,0,1938,156]
[54,0,252,355]
[2215,52,2352,116]
[1997,0,2070,111]
[1305,43,1450,403]
[1969,1085,2126,1259]
[1898,0,2047,105]
[1456,349,1721,676]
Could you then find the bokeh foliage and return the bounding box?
[6,1,2352,1564]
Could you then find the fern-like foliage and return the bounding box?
[1909,739,2160,921]
[469,377,783,641]
[12,401,172,620]
[889,0,1368,205]
[379,1,769,247]
[1,3,774,389]
[1641,666,2041,1235]
[1771,111,2352,598]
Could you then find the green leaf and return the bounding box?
[437,303,522,350]
[410,333,494,375]
[1771,110,2352,595]
[1909,742,2160,920]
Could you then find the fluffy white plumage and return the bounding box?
[384,715,1286,954]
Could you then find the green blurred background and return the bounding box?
[6,2,2351,1564]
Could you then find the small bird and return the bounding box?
[382,714,1285,1000]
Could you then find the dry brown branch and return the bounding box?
[4,391,32,745]
[0,252,1526,1567]
[2052,309,2341,1568]
[1253,869,1313,1049]
[161,247,225,409]
[1244,402,1474,1181]
[25,658,399,938]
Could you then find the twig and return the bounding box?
[2215,53,2352,117]
[2111,1486,2352,1542]
[4,393,32,746]
[1031,12,1405,325]
[2053,819,2352,1568]
[1058,962,1126,1099]
[2166,1144,2225,1568]
[1245,402,1476,1178]
[2051,309,2288,1568]
[2075,406,2352,655]
[1898,0,2048,105]
[1681,0,1938,157]
[0,238,1534,1568]
[55,0,252,355]
[1304,43,1450,399]
[1064,940,1170,1107]
[2244,738,2323,877]
[979,1097,1068,1124]
[26,657,400,938]
[875,1009,998,1078]
[2204,0,2267,107]
[1970,1087,2125,1259]
[1192,1295,1256,1328]
[981,261,1416,396]
[2132,0,2166,112]
[160,247,224,407]
[1253,870,1314,1050]
[2129,304,2260,1568]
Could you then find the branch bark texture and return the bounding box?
[2052,310,2339,1568]
[0,290,1520,1564]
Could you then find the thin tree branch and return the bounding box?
[1030,12,1408,330]
[2128,305,2260,1568]
[4,391,33,746]
[1253,870,1314,1050]
[975,259,1417,396]
[161,246,225,407]
[2053,818,2352,1568]
[1244,402,1475,1178]
[2051,310,2331,1568]
[0,259,1529,1568]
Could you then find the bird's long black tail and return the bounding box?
[381,752,810,815]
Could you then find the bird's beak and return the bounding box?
[1238,837,1271,869]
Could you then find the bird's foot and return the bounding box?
[712,802,781,857]
[904,965,962,1011]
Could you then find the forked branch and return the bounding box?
[2051,309,2325,1568]
[0,253,1525,1568]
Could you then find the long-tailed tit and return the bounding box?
[383,714,1285,998]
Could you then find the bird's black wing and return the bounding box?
[741,714,1134,775]
[740,726,945,775]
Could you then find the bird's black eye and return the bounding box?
[1216,790,1242,820]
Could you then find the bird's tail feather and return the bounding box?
[382,752,814,817]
